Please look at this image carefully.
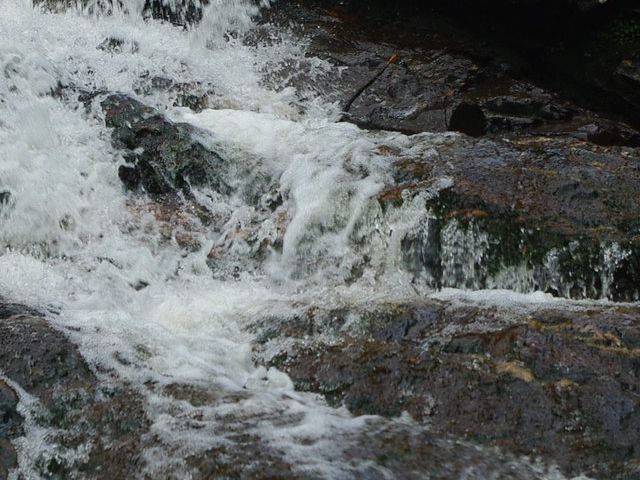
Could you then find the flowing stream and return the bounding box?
[0,0,612,478]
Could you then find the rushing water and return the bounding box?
[0,0,608,478]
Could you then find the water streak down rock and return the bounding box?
[34,0,210,25]
[270,2,640,301]
[380,133,640,301]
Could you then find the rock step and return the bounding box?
[255,300,640,480]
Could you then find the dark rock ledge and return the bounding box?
[0,303,153,479]
[377,133,640,301]
[254,299,640,480]
[101,93,229,198]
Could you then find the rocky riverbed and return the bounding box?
[1,0,639,478]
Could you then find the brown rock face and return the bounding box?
[257,301,640,480]
[0,381,20,479]
[0,307,152,479]
[0,314,96,407]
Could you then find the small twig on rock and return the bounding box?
[339,53,398,122]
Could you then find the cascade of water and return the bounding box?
[0,0,629,477]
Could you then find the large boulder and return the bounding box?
[0,306,92,477]
[101,94,229,197]
[279,2,638,142]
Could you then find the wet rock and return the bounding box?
[162,375,555,478]
[0,381,21,440]
[614,59,640,111]
[257,301,640,480]
[580,121,640,148]
[0,381,20,479]
[176,92,210,112]
[481,88,575,133]
[0,303,41,319]
[266,2,640,300]
[295,0,640,126]
[346,420,585,480]
[0,439,17,480]
[312,42,482,134]
[74,88,109,113]
[448,101,486,137]
[186,441,300,479]
[340,51,475,134]
[0,310,94,476]
[0,191,11,206]
[118,164,141,190]
[75,387,151,480]
[97,37,139,54]
[101,94,229,197]
[143,0,210,26]
[279,3,638,141]
[484,94,546,117]
[129,199,206,250]
[134,76,214,112]
[377,133,640,301]
[0,191,13,218]
[0,314,96,406]
[0,308,156,479]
